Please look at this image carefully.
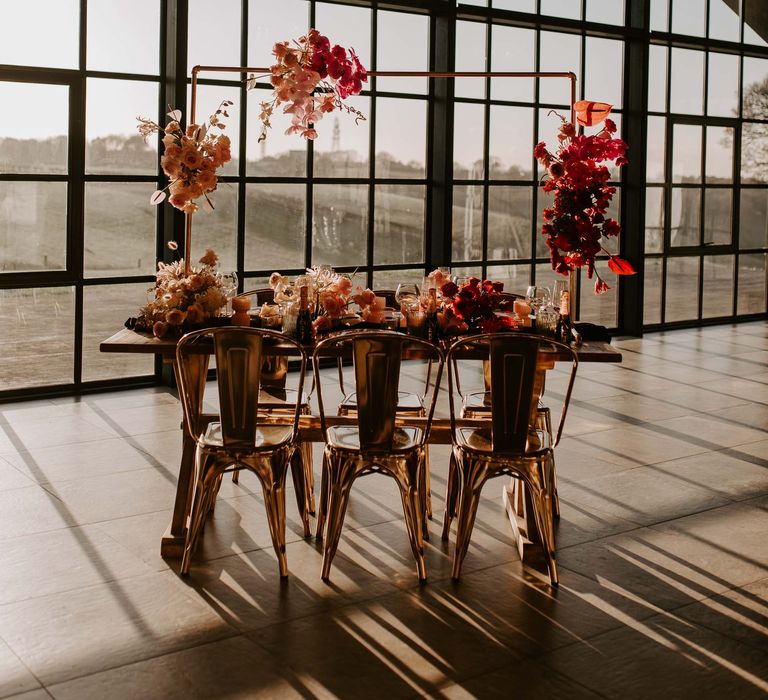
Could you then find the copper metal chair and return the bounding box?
[442,333,577,586]
[231,288,315,516]
[176,327,308,577]
[313,330,444,582]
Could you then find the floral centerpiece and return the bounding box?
[534,100,635,294]
[137,102,233,214]
[433,272,517,335]
[247,28,367,141]
[126,248,227,339]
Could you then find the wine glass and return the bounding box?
[395,283,420,312]
[219,271,239,315]
[526,285,551,312]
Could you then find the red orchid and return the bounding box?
[534,102,634,295]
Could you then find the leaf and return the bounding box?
[573,100,613,127]
[196,123,207,142]
[608,256,636,275]
[166,108,182,122]
[150,190,166,205]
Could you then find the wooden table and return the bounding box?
[101,328,622,560]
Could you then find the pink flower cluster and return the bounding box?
[534,102,634,294]
[248,28,367,141]
[137,103,233,214]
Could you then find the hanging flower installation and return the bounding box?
[137,102,233,214]
[247,28,368,141]
[534,100,635,294]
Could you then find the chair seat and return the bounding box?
[201,422,293,450]
[327,425,423,453]
[463,391,547,413]
[258,387,310,410]
[455,427,551,456]
[340,390,424,415]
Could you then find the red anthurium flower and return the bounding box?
[594,278,610,295]
[607,256,636,275]
[573,100,613,127]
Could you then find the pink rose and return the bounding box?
[320,293,344,318]
[181,146,203,170]
[152,321,169,338]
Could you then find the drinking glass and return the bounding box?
[526,285,551,312]
[219,271,239,315]
[395,283,420,311]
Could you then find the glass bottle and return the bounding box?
[558,290,572,344]
[426,287,439,343]
[296,285,314,345]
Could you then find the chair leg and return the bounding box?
[302,440,316,515]
[315,451,330,539]
[397,454,427,582]
[451,454,487,581]
[181,453,214,576]
[261,461,290,578]
[524,460,558,586]
[424,445,433,520]
[289,448,311,538]
[321,454,355,581]
[441,451,459,541]
[231,469,239,485]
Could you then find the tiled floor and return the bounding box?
[0,323,767,699]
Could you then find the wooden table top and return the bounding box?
[101,327,623,363]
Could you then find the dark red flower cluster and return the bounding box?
[308,31,368,98]
[535,108,635,294]
[440,278,515,333]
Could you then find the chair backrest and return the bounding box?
[177,327,306,449]
[372,289,398,308]
[236,288,274,305]
[447,333,578,452]
[314,330,443,451]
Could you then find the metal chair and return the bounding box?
[442,333,577,586]
[231,288,315,516]
[176,327,308,577]
[313,330,444,582]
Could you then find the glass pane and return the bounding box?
[645,187,664,254]
[739,189,768,248]
[586,0,624,24]
[1,0,78,69]
[579,262,618,326]
[453,103,485,180]
[192,184,237,272]
[703,189,732,245]
[245,184,305,271]
[486,264,530,295]
[744,0,768,46]
[670,188,701,247]
[88,0,160,74]
[646,116,666,183]
[86,79,158,175]
[0,182,67,273]
[313,96,370,178]
[246,87,307,177]
[672,0,705,36]
[489,106,533,180]
[741,123,768,183]
[0,82,68,174]
[455,21,486,100]
[373,268,424,289]
[312,184,368,268]
[650,0,669,32]
[494,0,535,10]
[585,37,623,108]
[648,45,667,113]
[644,257,663,325]
[702,255,734,318]
[670,49,704,115]
[539,32,580,106]
[706,126,734,183]
[738,253,767,313]
[188,0,241,74]
[373,185,425,265]
[534,262,562,293]
[536,108,568,180]
[742,57,768,119]
[0,287,75,390]
[188,85,240,177]
[672,124,702,183]
[85,183,156,278]
[541,0,580,19]
[665,256,700,321]
[377,11,429,94]
[314,3,372,68]
[247,0,308,69]
[452,185,484,262]
[707,53,739,118]
[82,284,154,382]
[709,0,741,42]
[490,26,535,103]
[536,186,553,258]
[375,98,427,178]
[487,187,532,261]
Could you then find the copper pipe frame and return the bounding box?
[185,66,578,315]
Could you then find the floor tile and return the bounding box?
[0,638,41,699]
[0,486,76,541]
[0,457,34,492]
